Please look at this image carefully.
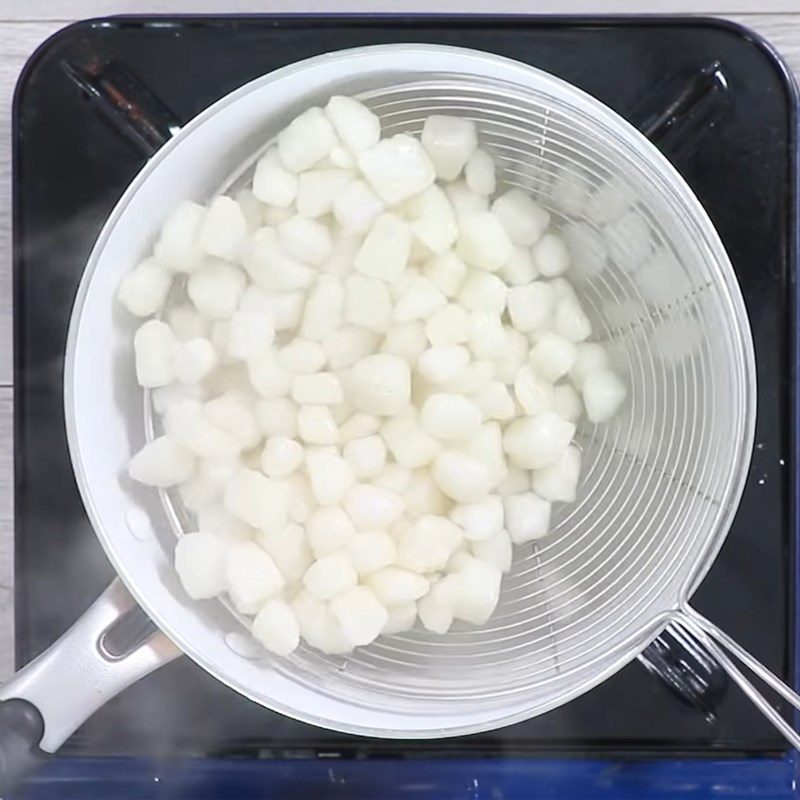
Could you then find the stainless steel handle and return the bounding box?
[0,579,180,753]
[672,604,800,750]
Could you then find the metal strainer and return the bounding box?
[2,46,799,783]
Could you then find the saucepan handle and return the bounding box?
[671,604,800,750]
[0,579,179,795]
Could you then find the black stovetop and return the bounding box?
[12,15,797,758]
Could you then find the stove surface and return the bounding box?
[13,15,797,758]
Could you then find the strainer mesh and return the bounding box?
[155,74,753,725]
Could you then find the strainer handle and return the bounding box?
[673,605,800,750]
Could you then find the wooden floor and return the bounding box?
[1,2,799,680]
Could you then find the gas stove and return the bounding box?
[11,14,798,799]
